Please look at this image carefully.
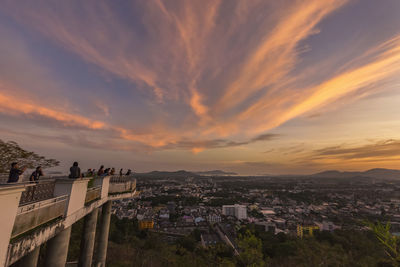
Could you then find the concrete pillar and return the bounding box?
[15,246,40,267]
[95,201,112,267]
[54,178,90,217]
[79,208,99,267]
[44,226,72,267]
[0,185,25,266]
[93,176,110,199]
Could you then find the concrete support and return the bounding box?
[54,178,90,217]
[93,176,110,199]
[79,208,99,267]
[44,226,72,267]
[15,246,40,267]
[95,201,112,267]
[0,185,25,266]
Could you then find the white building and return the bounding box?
[222,204,247,220]
[207,213,222,223]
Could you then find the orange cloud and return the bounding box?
[1,0,400,158]
[0,88,105,130]
[215,0,348,112]
[0,84,177,148]
[240,35,400,134]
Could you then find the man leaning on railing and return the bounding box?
[7,162,26,183]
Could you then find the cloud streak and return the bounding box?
[0,0,399,164]
[313,139,400,161]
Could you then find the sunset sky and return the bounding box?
[1,0,400,175]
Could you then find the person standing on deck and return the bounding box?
[7,162,26,183]
[29,166,43,182]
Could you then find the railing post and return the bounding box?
[0,184,25,266]
[79,208,99,267]
[93,176,110,199]
[95,201,112,267]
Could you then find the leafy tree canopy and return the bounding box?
[0,140,59,173]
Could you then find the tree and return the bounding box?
[368,221,400,264]
[0,140,59,173]
[236,230,267,267]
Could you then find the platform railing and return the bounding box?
[12,195,68,238]
[109,175,135,183]
[19,179,56,206]
[108,174,135,191]
[85,186,101,204]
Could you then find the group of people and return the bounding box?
[6,161,132,183]
[7,162,44,183]
[68,162,132,179]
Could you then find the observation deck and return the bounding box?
[0,175,138,267]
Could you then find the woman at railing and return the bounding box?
[29,166,44,183]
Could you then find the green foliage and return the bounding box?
[249,209,264,219]
[87,178,95,188]
[236,230,267,267]
[238,224,388,267]
[107,215,236,267]
[0,139,59,173]
[65,215,392,267]
[367,221,400,265]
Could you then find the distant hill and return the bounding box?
[193,170,237,176]
[135,170,199,179]
[134,169,237,178]
[311,168,400,180]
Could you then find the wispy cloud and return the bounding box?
[0,88,105,130]
[0,0,399,160]
[313,139,400,161]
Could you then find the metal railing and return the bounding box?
[19,180,56,206]
[85,186,101,203]
[109,175,135,183]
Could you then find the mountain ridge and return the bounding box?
[312,168,400,179]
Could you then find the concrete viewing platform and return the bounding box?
[0,175,138,267]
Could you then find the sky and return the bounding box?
[0,0,400,175]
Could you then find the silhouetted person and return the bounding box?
[126,169,132,176]
[119,168,123,176]
[8,162,26,183]
[110,167,115,175]
[97,165,104,176]
[30,166,43,182]
[69,162,81,179]
[103,168,110,176]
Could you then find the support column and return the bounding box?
[95,201,112,267]
[79,208,99,267]
[0,185,25,266]
[15,246,40,267]
[44,226,72,267]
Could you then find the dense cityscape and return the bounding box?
[105,170,400,265]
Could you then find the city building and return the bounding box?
[222,204,247,220]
